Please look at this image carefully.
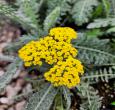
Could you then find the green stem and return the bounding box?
[102,0,109,17]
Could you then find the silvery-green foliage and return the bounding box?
[77,82,102,110]
[0,4,37,31]
[0,59,23,92]
[15,0,41,13]
[87,18,115,29]
[53,92,64,110]
[73,34,115,84]
[73,34,115,65]
[25,84,58,110]
[46,0,74,26]
[82,66,115,84]
[107,27,115,33]
[44,7,61,31]
[15,0,42,30]
[0,54,15,62]
[46,0,73,15]
[62,87,71,110]
[109,0,115,16]
[72,0,99,25]
[0,0,45,33]
[5,35,37,52]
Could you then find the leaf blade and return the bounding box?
[72,0,98,25]
[44,7,61,31]
[62,87,71,110]
[0,60,23,92]
[25,84,58,110]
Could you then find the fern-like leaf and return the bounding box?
[44,7,61,31]
[46,0,72,15]
[72,0,98,25]
[82,65,115,83]
[87,18,115,29]
[77,82,102,110]
[0,59,23,92]
[16,0,41,30]
[0,54,15,62]
[0,4,38,32]
[73,33,115,83]
[73,33,115,65]
[25,84,58,110]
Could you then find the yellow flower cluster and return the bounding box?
[44,57,84,88]
[18,36,77,66]
[49,27,77,43]
[18,27,84,88]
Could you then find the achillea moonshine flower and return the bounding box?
[44,57,84,88]
[18,27,84,88]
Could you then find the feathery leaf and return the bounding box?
[0,59,23,92]
[44,7,61,31]
[77,82,102,110]
[87,18,115,29]
[25,84,58,110]
[72,0,98,25]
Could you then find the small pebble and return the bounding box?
[15,100,26,110]
[0,97,9,104]
[23,84,32,93]
[0,70,4,76]
[8,107,14,110]
[6,85,17,98]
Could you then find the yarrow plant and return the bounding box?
[18,27,84,88]
[0,1,115,109]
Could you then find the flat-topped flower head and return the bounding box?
[44,57,84,88]
[18,27,84,88]
[49,27,77,43]
[18,36,78,66]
